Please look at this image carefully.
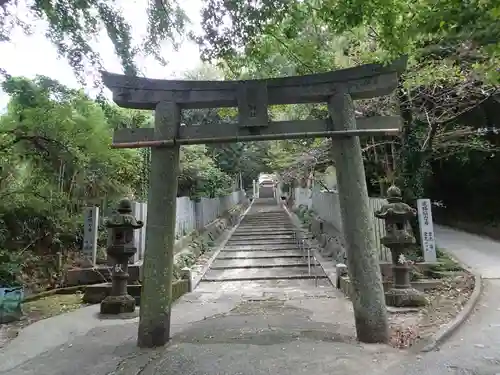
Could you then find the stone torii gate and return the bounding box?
[101,58,407,347]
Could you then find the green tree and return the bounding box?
[178,144,233,199]
[0,0,187,79]
[196,0,499,203]
[0,75,143,287]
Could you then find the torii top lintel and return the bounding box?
[101,57,407,110]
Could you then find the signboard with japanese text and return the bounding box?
[131,202,147,263]
[417,199,437,262]
[82,206,99,265]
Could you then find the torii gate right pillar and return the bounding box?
[328,91,389,343]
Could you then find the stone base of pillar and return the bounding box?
[385,287,426,308]
[100,294,136,314]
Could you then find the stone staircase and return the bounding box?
[199,199,329,289]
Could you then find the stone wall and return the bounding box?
[65,197,249,287]
[293,188,391,261]
[131,190,245,262]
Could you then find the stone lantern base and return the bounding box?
[385,287,427,308]
[100,294,136,315]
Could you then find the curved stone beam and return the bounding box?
[101,57,407,110]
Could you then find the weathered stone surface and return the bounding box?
[212,258,308,268]
[64,265,141,287]
[100,294,135,314]
[99,198,143,315]
[203,267,325,282]
[374,185,428,308]
[66,204,248,289]
[102,58,407,110]
[328,91,389,343]
[201,199,328,285]
[218,250,302,258]
[385,288,427,308]
[309,218,346,263]
[84,284,141,305]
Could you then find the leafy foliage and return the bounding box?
[0,75,238,289]
[197,0,499,208]
[179,144,233,199]
[0,0,187,80]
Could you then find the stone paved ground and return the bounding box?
[0,199,404,375]
[0,289,405,375]
[5,204,499,375]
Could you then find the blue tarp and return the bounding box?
[0,286,23,323]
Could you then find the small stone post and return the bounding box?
[375,185,426,307]
[100,199,144,315]
[180,267,192,292]
[328,90,389,343]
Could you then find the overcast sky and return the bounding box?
[0,0,204,109]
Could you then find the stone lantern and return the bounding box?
[100,198,144,315]
[374,185,426,307]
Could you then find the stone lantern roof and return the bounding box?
[374,186,416,221]
[106,198,144,229]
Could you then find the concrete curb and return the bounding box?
[420,269,483,352]
[191,199,255,289]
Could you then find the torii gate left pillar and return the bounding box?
[137,102,180,347]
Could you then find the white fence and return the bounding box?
[295,188,390,261]
[127,190,245,263]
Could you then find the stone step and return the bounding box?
[203,267,326,281]
[242,216,288,220]
[226,239,297,245]
[203,274,328,282]
[236,226,294,231]
[244,212,286,215]
[244,217,285,220]
[241,220,289,224]
[231,230,295,236]
[212,257,309,268]
[217,250,303,259]
[239,220,291,223]
[228,235,294,241]
[222,245,299,251]
[244,216,287,219]
[229,236,295,241]
[195,278,333,294]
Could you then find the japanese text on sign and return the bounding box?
[82,206,99,266]
[417,199,436,263]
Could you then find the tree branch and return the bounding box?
[421,109,439,151]
[0,130,71,156]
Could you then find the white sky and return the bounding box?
[0,0,205,109]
